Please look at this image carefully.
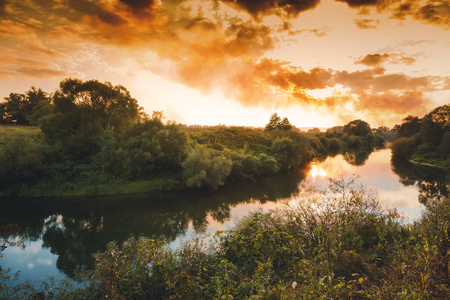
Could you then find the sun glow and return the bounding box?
[309,164,327,179]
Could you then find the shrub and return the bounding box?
[391,136,416,159]
[182,145,232,188]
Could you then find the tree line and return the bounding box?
[0,78,385,196]
[391,105,449,168]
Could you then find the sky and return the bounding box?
[0,0,449,128]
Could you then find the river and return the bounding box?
[0,149,448,285]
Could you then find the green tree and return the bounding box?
[420,105,450,148]
[94,112,188,179]
[265,113,281,131]
[265,113,292,131]
[40,78,141,159]
[0,87,51,125]
[391,136,416,159]
[279,117,292,131]
[271,135,312,169]
[396,115,421,138]
[343,119,371,137]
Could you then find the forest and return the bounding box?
[0,78,388,197]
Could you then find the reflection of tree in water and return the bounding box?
[0,169,306,278]
[391,157,449,206]
[343,149,372,166]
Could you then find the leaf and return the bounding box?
[334,282,345,289]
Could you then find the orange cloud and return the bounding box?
[220,0,321,21]
[355,53,416,67]
[354,18,380,29]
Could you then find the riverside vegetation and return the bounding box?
[391,105,450,169]
[1,176,449,299]
[0,78,386,197]
[1,79,449,299]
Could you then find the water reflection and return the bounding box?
[0,170,307,280]
[391,158,449,206]
[1,149,448,284]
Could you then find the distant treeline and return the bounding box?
[0,78,386,196]
[390,105,450,169]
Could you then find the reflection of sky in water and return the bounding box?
[2,240,65,284]
[171,149,425,248]
[303,149,423,221]
[2,148,429,285]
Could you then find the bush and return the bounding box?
[391,136,416,159]
[271,136,312,169]
[182,145,232,188]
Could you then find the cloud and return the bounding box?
[354,18,380,29]
[0,0,6,15]
[414,0,450,28]
[355,53,416,66]
[118,0,157,18]
[220,0,321,21]
[354,91,430,120]
[335,0,381,8]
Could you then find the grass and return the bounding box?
[0,125,41,145]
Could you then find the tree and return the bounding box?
[396,115,421,138]
[279,117,292,131]
[0,87,51,125]
[265,113,281,131]
[343,119,371,137]
[420,105,450,147]
[265,113,292,131]
[307,128,321,133]
[40,78,141,159]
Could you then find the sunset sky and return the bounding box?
[0,0,449,128]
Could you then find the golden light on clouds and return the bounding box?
[0,0,449,127]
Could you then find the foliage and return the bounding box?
[391,105,449,168]
[265,113,292,131]
[187,126,272,151]
[396,115,422,138]
[182,145,233,188]
[271,134,313,169]
[0,127,45,190]
[56,176,450,299]
[0,87,51,125]
[93,113,188,180]
[391,136,416,159]
[343,119,371,137]
[40,78,141,159]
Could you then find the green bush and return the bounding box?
[391,136,416,159]
[182,145,232,188]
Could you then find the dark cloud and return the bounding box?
[0,0,6,15]
[392,3,412,20]
[335,0,380,8]
[225,22,275,56]
[387,1,450,29]
[415,1,450,27]
[66,0,102,15]
[119,0,156,17]
[98,12,128,26]
[220,0,321,21]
